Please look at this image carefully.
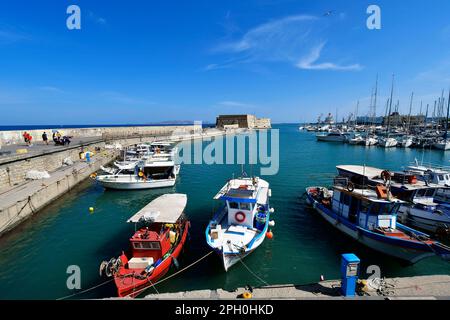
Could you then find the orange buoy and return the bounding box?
[266,230,273,239]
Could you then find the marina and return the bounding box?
[0,124,449,299]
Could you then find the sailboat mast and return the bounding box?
[387,74,395,135]
[445,90,450,141]
[407,92,414,134]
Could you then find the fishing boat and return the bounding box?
[306,180,450,263]
[96,157,179,190]
[336,165,450,237]
[205,176,274,271]
[99,194,190,297]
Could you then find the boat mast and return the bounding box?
[386,74,395,137]
[445,89,450,141]
[407,92,414,134]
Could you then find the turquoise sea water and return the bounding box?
[0,124,449,299]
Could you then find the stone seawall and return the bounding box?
[0,124,201,145]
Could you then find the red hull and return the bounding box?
[114,221,190,297]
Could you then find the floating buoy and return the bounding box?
[89,207,94,213]
[266,230,273,239]
[269,208,275,213]
[242,292,252,299]
[320,275,325,281]
[269,220,275,227]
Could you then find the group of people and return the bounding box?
[22,131,71,147]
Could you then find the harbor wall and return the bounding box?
[0,150,118,236]
[0,124,202,145]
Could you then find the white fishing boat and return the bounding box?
[96,158,180,190]
[407,161,450,204]
[205,176,274,271]
[306,180,450,263]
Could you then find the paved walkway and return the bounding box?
[0,137,102,164]
[143,275,450,299]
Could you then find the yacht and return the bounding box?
[316,130,347,142]
[96,157,180,190]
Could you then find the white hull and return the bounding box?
[401,138,413,148]
[398,205,450,234]
[310,198,435,263]
[434,141,450,150]
[378,138,397,148]
[97,175,176,190]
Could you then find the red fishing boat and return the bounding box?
[100,193,190,298]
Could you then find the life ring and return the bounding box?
[235,211,246,223]
[347,182,354,192]
[381,170,391,183]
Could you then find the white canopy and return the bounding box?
[127,193,187,224]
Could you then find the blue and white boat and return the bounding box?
[206,177,273,271]
[306,180,450,264]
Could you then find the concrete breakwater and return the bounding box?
[0,124,202,145]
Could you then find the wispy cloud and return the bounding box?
[206,14,361,72]
[296,42,362,71]
[0,29,29,44]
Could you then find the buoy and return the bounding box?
[89,207,94,213]
[242,292,252,299]
[320,275,325,281]
[269,220,275,227]
[269,208,275,213]
[266,230,273,239]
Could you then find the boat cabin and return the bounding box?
[125,194,187,268]
[331,186,401,231]
[214,178,269,230]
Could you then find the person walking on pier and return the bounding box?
[42,132,49,145]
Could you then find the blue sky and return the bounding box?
[0,0,450,125]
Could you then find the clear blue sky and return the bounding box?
[0,0,449,125]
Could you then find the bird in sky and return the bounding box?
[323,10,334,17]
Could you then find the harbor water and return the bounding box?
[0,124,449,299]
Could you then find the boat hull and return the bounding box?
[113,221,190,297]
[97,176,176,190]
[306,189,437,264]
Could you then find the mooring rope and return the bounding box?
[56,278,114,300]
[237,256,270,287]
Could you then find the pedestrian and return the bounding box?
[23,131,29,145]
[42,132,49,145]
[27,133,33,146]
